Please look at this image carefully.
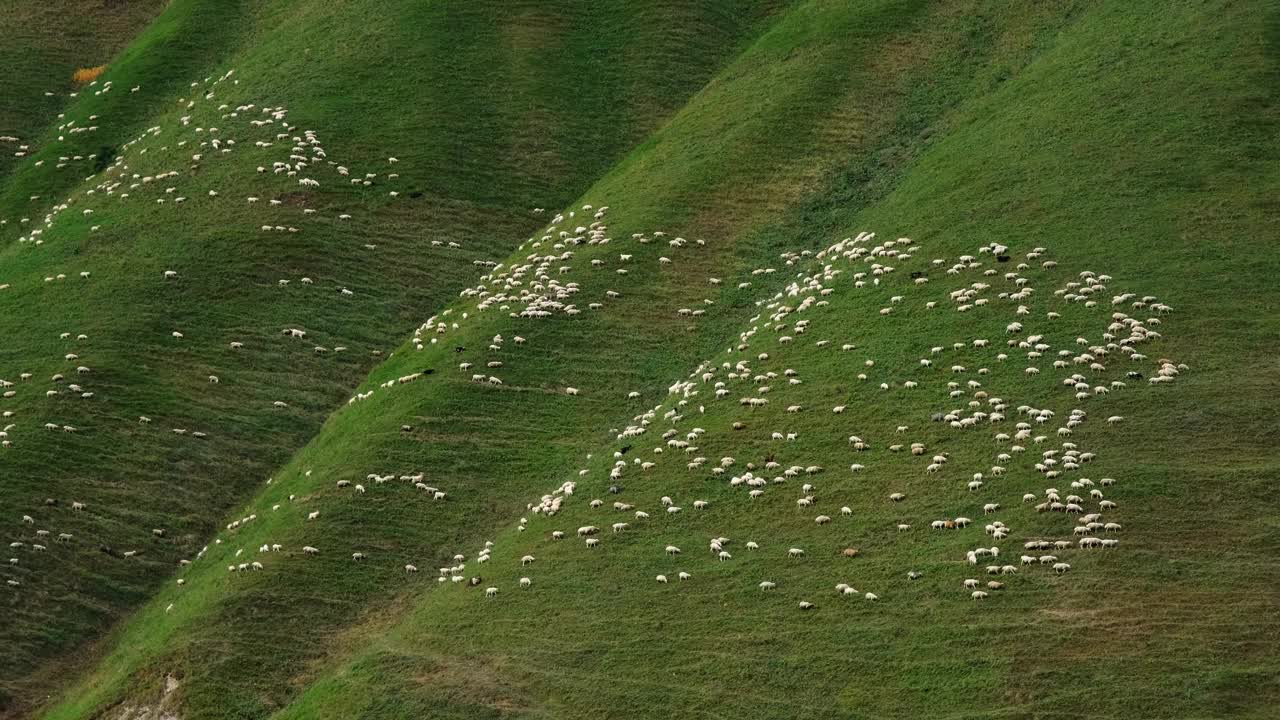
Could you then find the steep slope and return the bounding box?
[36,1,1272,719]
[18,0,1280,719]
[257,2,1278,718]
[0,0,166,185]
[0,0,787,713]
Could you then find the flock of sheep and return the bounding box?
[1,69,419,590]
[281,210,1183,610]
[473,230,1182,608]
[3,68,1184,621]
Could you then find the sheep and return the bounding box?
[788,548,805,559]
[486,586,498,598]
[759,581,777,591]
[656,574,668,584]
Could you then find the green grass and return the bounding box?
[0,0,787,714]
[0,0,166,188]
[6,0,1280,719]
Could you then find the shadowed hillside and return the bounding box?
[0,0,167,185]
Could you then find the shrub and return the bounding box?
[72,65,107,84]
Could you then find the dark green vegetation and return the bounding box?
[0,0,167,185]
[0,0,784,712]
[3,1,1278,719]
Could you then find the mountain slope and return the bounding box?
[0,0,166,186]
[27,0,1031,717]
[10,1,1280,719]
[258,3,1278,717]
[0,0,787,713]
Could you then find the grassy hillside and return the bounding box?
[10,0,1280,719]
[264,1,1280,714]
[0,0,166,186]
[252,3,1280,716]
[0,0,787,714]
